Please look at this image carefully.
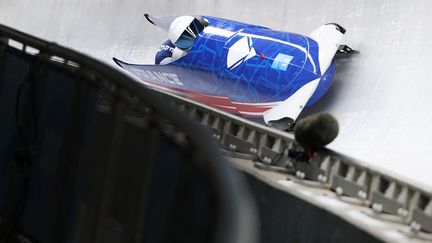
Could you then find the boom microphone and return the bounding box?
[294,112,339,149]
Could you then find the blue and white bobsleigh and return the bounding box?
[113,14,348,130]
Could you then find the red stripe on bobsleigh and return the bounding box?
[142,80,274,117]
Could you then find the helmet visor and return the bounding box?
[175,18,206,49]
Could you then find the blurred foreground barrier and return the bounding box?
[0,24,257,243]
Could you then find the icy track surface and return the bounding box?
[1,0,432,189]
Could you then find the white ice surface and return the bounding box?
[1,0,432,189]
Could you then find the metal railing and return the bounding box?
[171,88,432,222]
[168,86,432,238]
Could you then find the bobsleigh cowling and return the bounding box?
[113,14,346,130]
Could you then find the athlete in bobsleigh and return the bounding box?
[113,14,356,130]
[155,16,208,65]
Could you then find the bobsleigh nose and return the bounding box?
[309,23,345,76]
[325,23,346,34]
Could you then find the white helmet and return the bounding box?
[169,15,207,50]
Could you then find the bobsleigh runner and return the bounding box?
[113,14,356,130]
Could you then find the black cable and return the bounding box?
[15,78,28,145]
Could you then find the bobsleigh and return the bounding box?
[113,14,350,130]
